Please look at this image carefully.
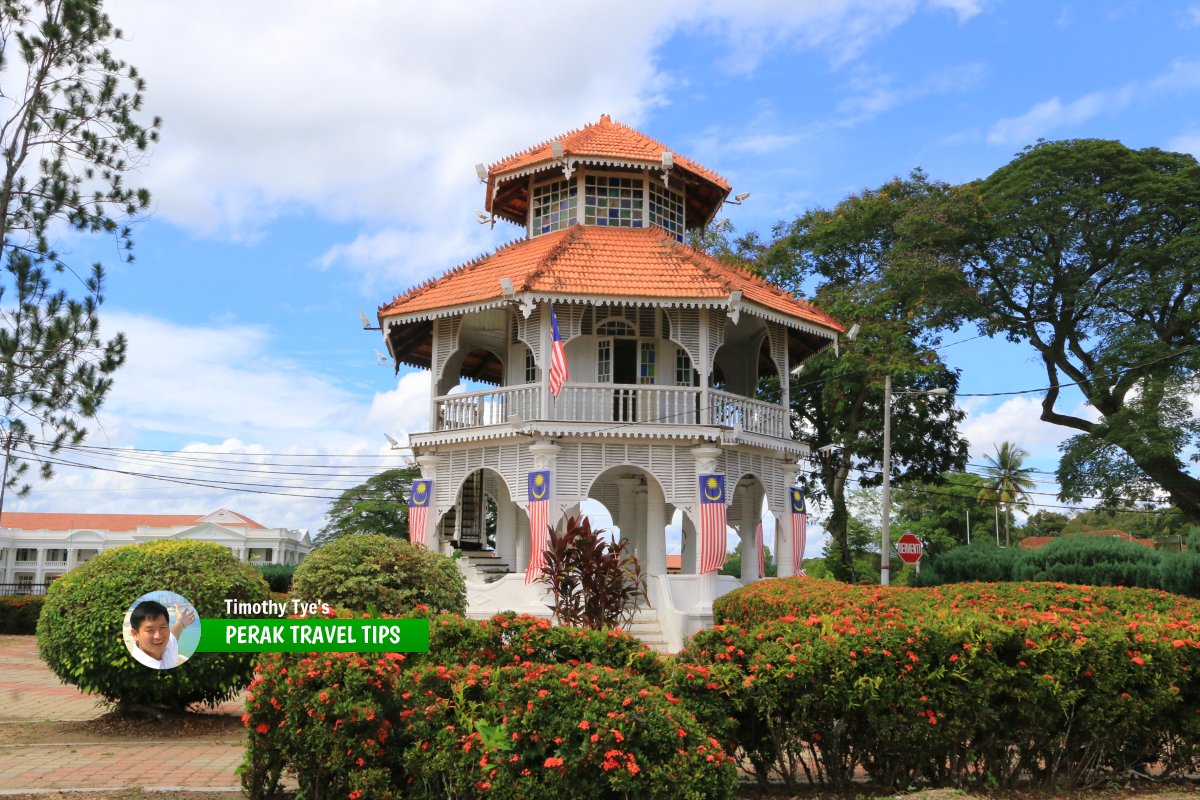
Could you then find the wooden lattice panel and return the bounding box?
[433,316,463,382]
[664,308,701,368]
[707,308,726,368]
[516,305,542,367]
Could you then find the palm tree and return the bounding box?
[977,442,1037,547]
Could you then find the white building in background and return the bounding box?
[374,115,843,651]
[0,508,312,591]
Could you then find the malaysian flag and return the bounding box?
[698,474,727,574]
[408,479,432,548]
[756,522,766,578]
[525,470,551,583]
[548,307,568,398]
[791,486,808,577]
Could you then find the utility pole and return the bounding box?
[880,375,892,586]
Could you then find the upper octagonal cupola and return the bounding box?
[484,115,732,241]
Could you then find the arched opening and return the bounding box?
[582,465,669,577]
[727,472,772,583]
[436,469,517,580]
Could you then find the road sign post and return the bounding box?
[896,532,923,576]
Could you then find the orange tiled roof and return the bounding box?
[0,511,267,532]
[488,114,731,192]
[380,225,843,332]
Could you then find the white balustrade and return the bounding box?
[708,389,788,439]
[436,384,541,430]
[433,383,787,438]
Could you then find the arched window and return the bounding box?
[596,319,636,336]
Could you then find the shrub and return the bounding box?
[540,515,646,630]
[915,540,1019,585]
[685,578,1200,789]
[1160,551,1200,598]
[291,534,464,615]
[1012,535,1163,587]
[242,613,723,800]
[37,539,269,713]
[0,594,45,634]
[254,564,296,593]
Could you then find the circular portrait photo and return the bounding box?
[122,590,200,670]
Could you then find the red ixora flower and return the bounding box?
[255,723,270,735]
[543,756,564,768]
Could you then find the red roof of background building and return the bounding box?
[1018,529,1157,550]
[0,510,267,532]
[380,225,843,332]
[487,114,731,192]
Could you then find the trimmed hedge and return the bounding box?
[0,595,44,634]
[254,564,296,593]
[918,535,1200,597]
[684,578,1200,790]
[291,534,465,615]
[37,540,270,712]
[243,613,732,800]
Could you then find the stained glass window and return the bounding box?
[649,181,685,242]
[583,175,644,228]
[639,341,656,384]
[531,178,577,236]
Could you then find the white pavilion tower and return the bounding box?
[376,115,843,650]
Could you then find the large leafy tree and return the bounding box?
[892,471,989,555]
[317,467,421,544]
[962,139,1200,523]
[977,442,1037,548]
[757,172,972,581]
[0,0,158,513]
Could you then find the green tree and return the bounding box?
[961,139,1200,523]
[1061,505,1186,541]
[892,471,989,555]
[1018,509,1071,541]
[719,539,778,578]
[977,442,1037,548]
[758,172,971,581]
[0,0,158,514]
[317,467,421,543]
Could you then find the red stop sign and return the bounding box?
[896,533,923,564]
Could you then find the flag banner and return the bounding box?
[791,486,807,577]
[756,522,766,578]
[408,479,432,548]
[698,474,727,574]
[548,307,568,398]
[525,470,551,583]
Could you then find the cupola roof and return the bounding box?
[485,114,732,228]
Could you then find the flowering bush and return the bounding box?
[0,594,44,634]
[241,613,721,799]
[678,578,1200,790]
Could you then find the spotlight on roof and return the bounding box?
[661,151,673,170]
[724,191,751,206]
[790,363,805,377]
[499,277,516,298]
[374,349,391,365]
[846,323,861,342]
[475,211,491,224]
[384,433,401,449]
[551,141,564,160]
[475,163,487,182]
[359,311,373,329]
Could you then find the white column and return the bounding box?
[777,460,800,578]
[35,547,45,585]
[529,438,561,528]
[499,497,518,566]
[680,513,697,575]
[416,453,443,551]
[645,489,666,576]
[616,477,638,551]
[633,485,648,564]
[739,487,758,583]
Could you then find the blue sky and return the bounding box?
[9,0,1200,549]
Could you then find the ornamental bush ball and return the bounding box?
[37,539,270,715]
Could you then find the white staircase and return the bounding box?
[624,609,671,653]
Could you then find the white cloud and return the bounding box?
[12,313,430,533]
[927,0,987,22]
[1185,5,1200,26]
[958,395,1099,466]
[836,61,986,124]
[1169,130,1200,157]
[986,58,1200,146]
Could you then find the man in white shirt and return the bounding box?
[129,600,195,670]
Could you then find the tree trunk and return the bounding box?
[826,492,855,582]
[1123,452,1200,527]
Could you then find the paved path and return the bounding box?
[0,636,246,794]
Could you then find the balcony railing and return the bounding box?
[437,384,540,430]
[708,389,789,439]
[433,383,789,439]
[552,384,702,425]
